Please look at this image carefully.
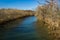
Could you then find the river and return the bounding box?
[0,16,51,40]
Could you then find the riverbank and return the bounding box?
[0,9,35,24]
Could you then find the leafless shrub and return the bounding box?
[36,0,60,40]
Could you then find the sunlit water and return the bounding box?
[0,16,51,40]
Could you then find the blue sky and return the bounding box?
[0,0,45,10]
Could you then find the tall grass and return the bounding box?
[0,9,34,23]
[36,0,60,40]
[36,0,60,27]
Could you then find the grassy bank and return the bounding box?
[0,9,35,24]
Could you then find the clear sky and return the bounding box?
[0,0,45,10]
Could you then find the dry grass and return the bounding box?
[36,0,60,27]
[36,0,60,40]
[0,9,34,23]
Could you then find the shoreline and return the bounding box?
[0,16,34,25]
[0,9,35,24]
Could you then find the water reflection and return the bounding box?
[35,20,60,40]
[0,16,39,40]
[0,16,54,40]
[35,21,51,40]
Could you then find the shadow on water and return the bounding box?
[0,16,38,40]
[35,20,59,40]
[35,21,51,40]
[0,16,52,40]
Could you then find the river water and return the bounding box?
[0,16,51,40]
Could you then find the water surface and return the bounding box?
[0,16,50,40]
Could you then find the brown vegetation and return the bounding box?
[36,0,60,40]
[36,0,60,28]
[0,9,35,23]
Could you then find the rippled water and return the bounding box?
[0,16,51,40]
